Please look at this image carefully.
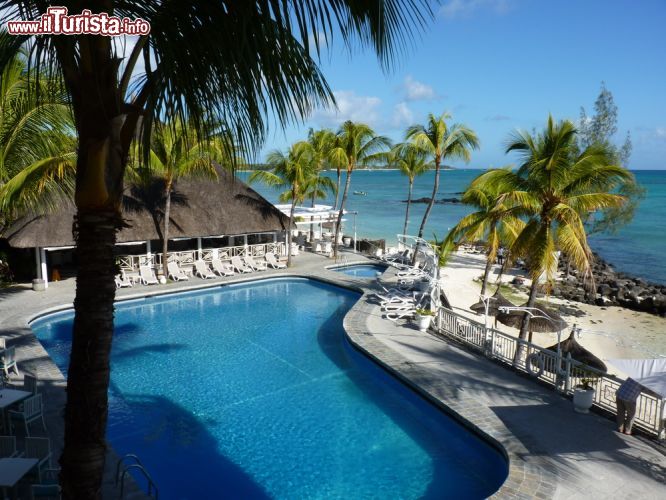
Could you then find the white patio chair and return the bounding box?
[139,266,159,285]
[385,308,417,321]
[0,435,19,458]
[167,261,189,282]
[24,374,39,394]
[211,259,235,277]
[24,437,52,480]
[231,256,253,274]
[0,346,20,378]
[31,467,61,499]
[194,260,216,279]
[9,394,46,436]
[265,253,287,269]
[114,273,133,289]
[243,255,267,271]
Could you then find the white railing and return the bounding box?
[436,307,666,438]
[116,243,286,272]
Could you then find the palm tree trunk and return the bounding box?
[417,160,440,238]
[333,167,341,209]
[480,254,493,297]
[310,175,318,242]
[287,189,296,267]
[513,280,539,366]
[334,166,352,259]
[162,180,172,278]
[403,179,413,236]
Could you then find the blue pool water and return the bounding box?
[332,263,388,278]
[32,278,507,499]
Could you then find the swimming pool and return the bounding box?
[331,263,388,278]
[32,278,507,499]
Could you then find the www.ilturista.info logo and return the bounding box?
[6,7,150,36]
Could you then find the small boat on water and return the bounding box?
[353,191,368,196]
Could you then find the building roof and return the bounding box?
[3,165,290,248]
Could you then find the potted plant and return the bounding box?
[573,377,597,414]
[414,308,435,332]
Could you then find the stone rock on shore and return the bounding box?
[551,253,666,317]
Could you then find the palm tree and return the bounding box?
[476,115,633,364]
[1,2,431,495]
[389,143,430,236]
[250,142,315,267]
[406,112,479,238]
[142,120,229,278]
[445,178,524,296]
[0,32,75,225]
[306,128,336,239]
[329,121,390,258]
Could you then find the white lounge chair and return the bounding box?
[0,346,19,378]
[265,253,287,269]
[167,261,190,281]
[114,273,133,289]
[244,255,267,271]
[211,259,235,277]
[231,256,253,274]
[194,260,216,279]
[139,266,159,285]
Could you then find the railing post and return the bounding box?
[487,328,495,359]
[436,309,442,331]
[564,352,572,393]
[659,398,666,441]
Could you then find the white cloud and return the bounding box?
[403,75,437,101]
[391,102,414,128]
[310,90,382,127]
[439,0,513,19]
[656,127,666,140]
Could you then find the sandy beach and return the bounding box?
[440,251,666,375]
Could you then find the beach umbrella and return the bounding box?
[470,290,515,317]
[607,358,666,398]
[496,301,567,332]
[545,329,607,373]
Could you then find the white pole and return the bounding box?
[197,237,202,259]
[40,247,48,289]
[353,212,357,253]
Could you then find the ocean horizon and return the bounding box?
[238,169,666,286]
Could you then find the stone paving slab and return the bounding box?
[1,250,665,499]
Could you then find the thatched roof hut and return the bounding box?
[470,290,515,317]
[496,300,567,333]
[545,330,608,373]
[3,165,289,248]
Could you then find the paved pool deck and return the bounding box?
[1,250,665,499]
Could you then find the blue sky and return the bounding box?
[262,0,666,169]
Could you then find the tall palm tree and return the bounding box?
[306,128,336,239]
[389,143,430,236]
[250,142,315,267]
[445,178,524,296]
[476,115,633,364]
[142,120,229,278]
[329,120,390,258]
[0,2,432,496]
[406,112,479,238]
[0,32,75,224]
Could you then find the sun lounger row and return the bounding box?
[116,253,287,287]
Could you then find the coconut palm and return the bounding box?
[406,112,479,238]
[0,32,75,225]
[389,143,430,236]
[445,178,524,296]
[306,128,337,239]
[329,121,391,258]
[0,2,432,496]
[476,115,633,364]
[142,121,231,278]
[250,142,315,267]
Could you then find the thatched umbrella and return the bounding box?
[496,300,567,343]
[545,329,607,373]
[470,290,515,317]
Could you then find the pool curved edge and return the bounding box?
[22,271,527,497]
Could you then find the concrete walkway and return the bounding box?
[1,251,665,499]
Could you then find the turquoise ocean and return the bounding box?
[238,170,666,285]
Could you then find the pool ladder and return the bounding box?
[116,454,158,499]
